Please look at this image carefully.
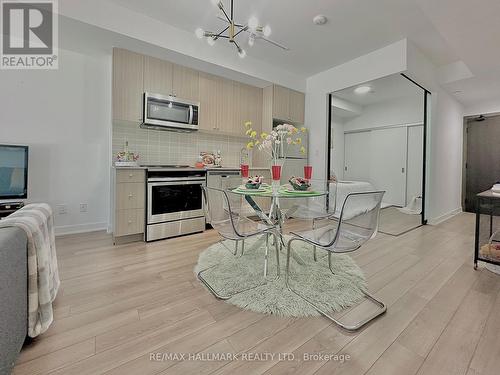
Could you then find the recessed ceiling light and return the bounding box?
[354,86,372,95]
[313,15,328,25]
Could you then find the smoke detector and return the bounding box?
[313,15,328,25]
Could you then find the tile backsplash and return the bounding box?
[112,121,251,167]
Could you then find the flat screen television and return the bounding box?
[0,144,29,200]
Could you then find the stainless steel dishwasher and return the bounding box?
[206,169,241,225]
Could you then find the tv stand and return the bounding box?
[0,202,24,219]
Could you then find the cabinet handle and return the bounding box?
[128,194,134,198]
[129,174,133,178]
[128,220,133,224]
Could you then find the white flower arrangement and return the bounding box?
[244,121,306,166]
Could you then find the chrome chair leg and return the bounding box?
[234,240,239,256]
[198,265,267,300]
[285,239,386,332]
[273,232,281,279]
[239,239,245,257]
[264,233,270,278]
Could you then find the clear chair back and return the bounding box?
[203,186,262,238]
[286,179,337,220]
[333,191,385,252]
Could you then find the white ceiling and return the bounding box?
[109,0,457,75]
[334,74,423,106]
[102,0,500,111]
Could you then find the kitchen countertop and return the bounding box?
[113,165,270,171]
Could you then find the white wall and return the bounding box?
[406,43,464,223]
[330,116,345,178]
[464,100,500,117]
[0,48,112,234]
[343,96,424,131]
[306,39,465,223]
[306,40,408,181]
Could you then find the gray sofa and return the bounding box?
[0,227,27,375]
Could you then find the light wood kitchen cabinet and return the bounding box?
[172,64,199,101]
[114,169,145,241]
[289,89,306,124]
[115,209,145,237]
[232,82,263,137]
[144,56,173,95]
[217,78,235,134]
[273,85,290,122]
[113,48,144,122]
[232,81,247,137]
[271,85,305,124]
[198,72,220,131]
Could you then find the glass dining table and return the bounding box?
[230,183,328,246]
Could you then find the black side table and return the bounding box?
[474,190,500,269]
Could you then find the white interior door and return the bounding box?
[370,127,407,206]
[344,132,371,181]
[406,125,423,204]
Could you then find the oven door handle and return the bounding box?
[148,180,206,186]
[148,177,206,183]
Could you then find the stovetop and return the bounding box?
[140,164,191,169]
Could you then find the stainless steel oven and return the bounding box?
[146,168,206,241]
[141,92,199,132]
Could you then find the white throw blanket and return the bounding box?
[0,203,60,337]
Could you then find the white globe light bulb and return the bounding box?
[263,25,272,37]
[195,28,204,39]
[238,48,247,58]
[207,36,216,46]
[248,35,255,47]
[248,16,259,31]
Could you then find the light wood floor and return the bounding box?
[13,213,500,375]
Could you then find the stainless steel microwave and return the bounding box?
[141,92,199,132]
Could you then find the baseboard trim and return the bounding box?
[428,208,462,226]
[55,222,108,236]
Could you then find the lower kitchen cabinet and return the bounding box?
[114,169,146,243]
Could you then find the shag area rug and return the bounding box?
[195,235,367,317]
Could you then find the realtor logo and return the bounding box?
[1,0,58,69]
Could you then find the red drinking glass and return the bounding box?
[240,164,249,178]
[304,165,313,180]
[271,165,282,181]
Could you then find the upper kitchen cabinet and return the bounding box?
[243,84,263,133]
[231,82,263,137]
[198,72,220,131]
[289,89,306,124]
[144,56,173,95]
[172,64,199,101]
[113,48,144,122]
[270,85,305,124]
[217,78,235,134]
[272,85,290,122]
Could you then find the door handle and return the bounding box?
[402,167,405,173]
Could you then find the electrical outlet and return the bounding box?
[56,204,67,215]
[79,203,88,213]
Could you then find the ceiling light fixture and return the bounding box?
[354,86,372,95]
[313,15,328,25]
[196,0,288,58]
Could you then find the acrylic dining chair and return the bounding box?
[285,191,386,331]
[198,186,280,300]
[284,179,338,261]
